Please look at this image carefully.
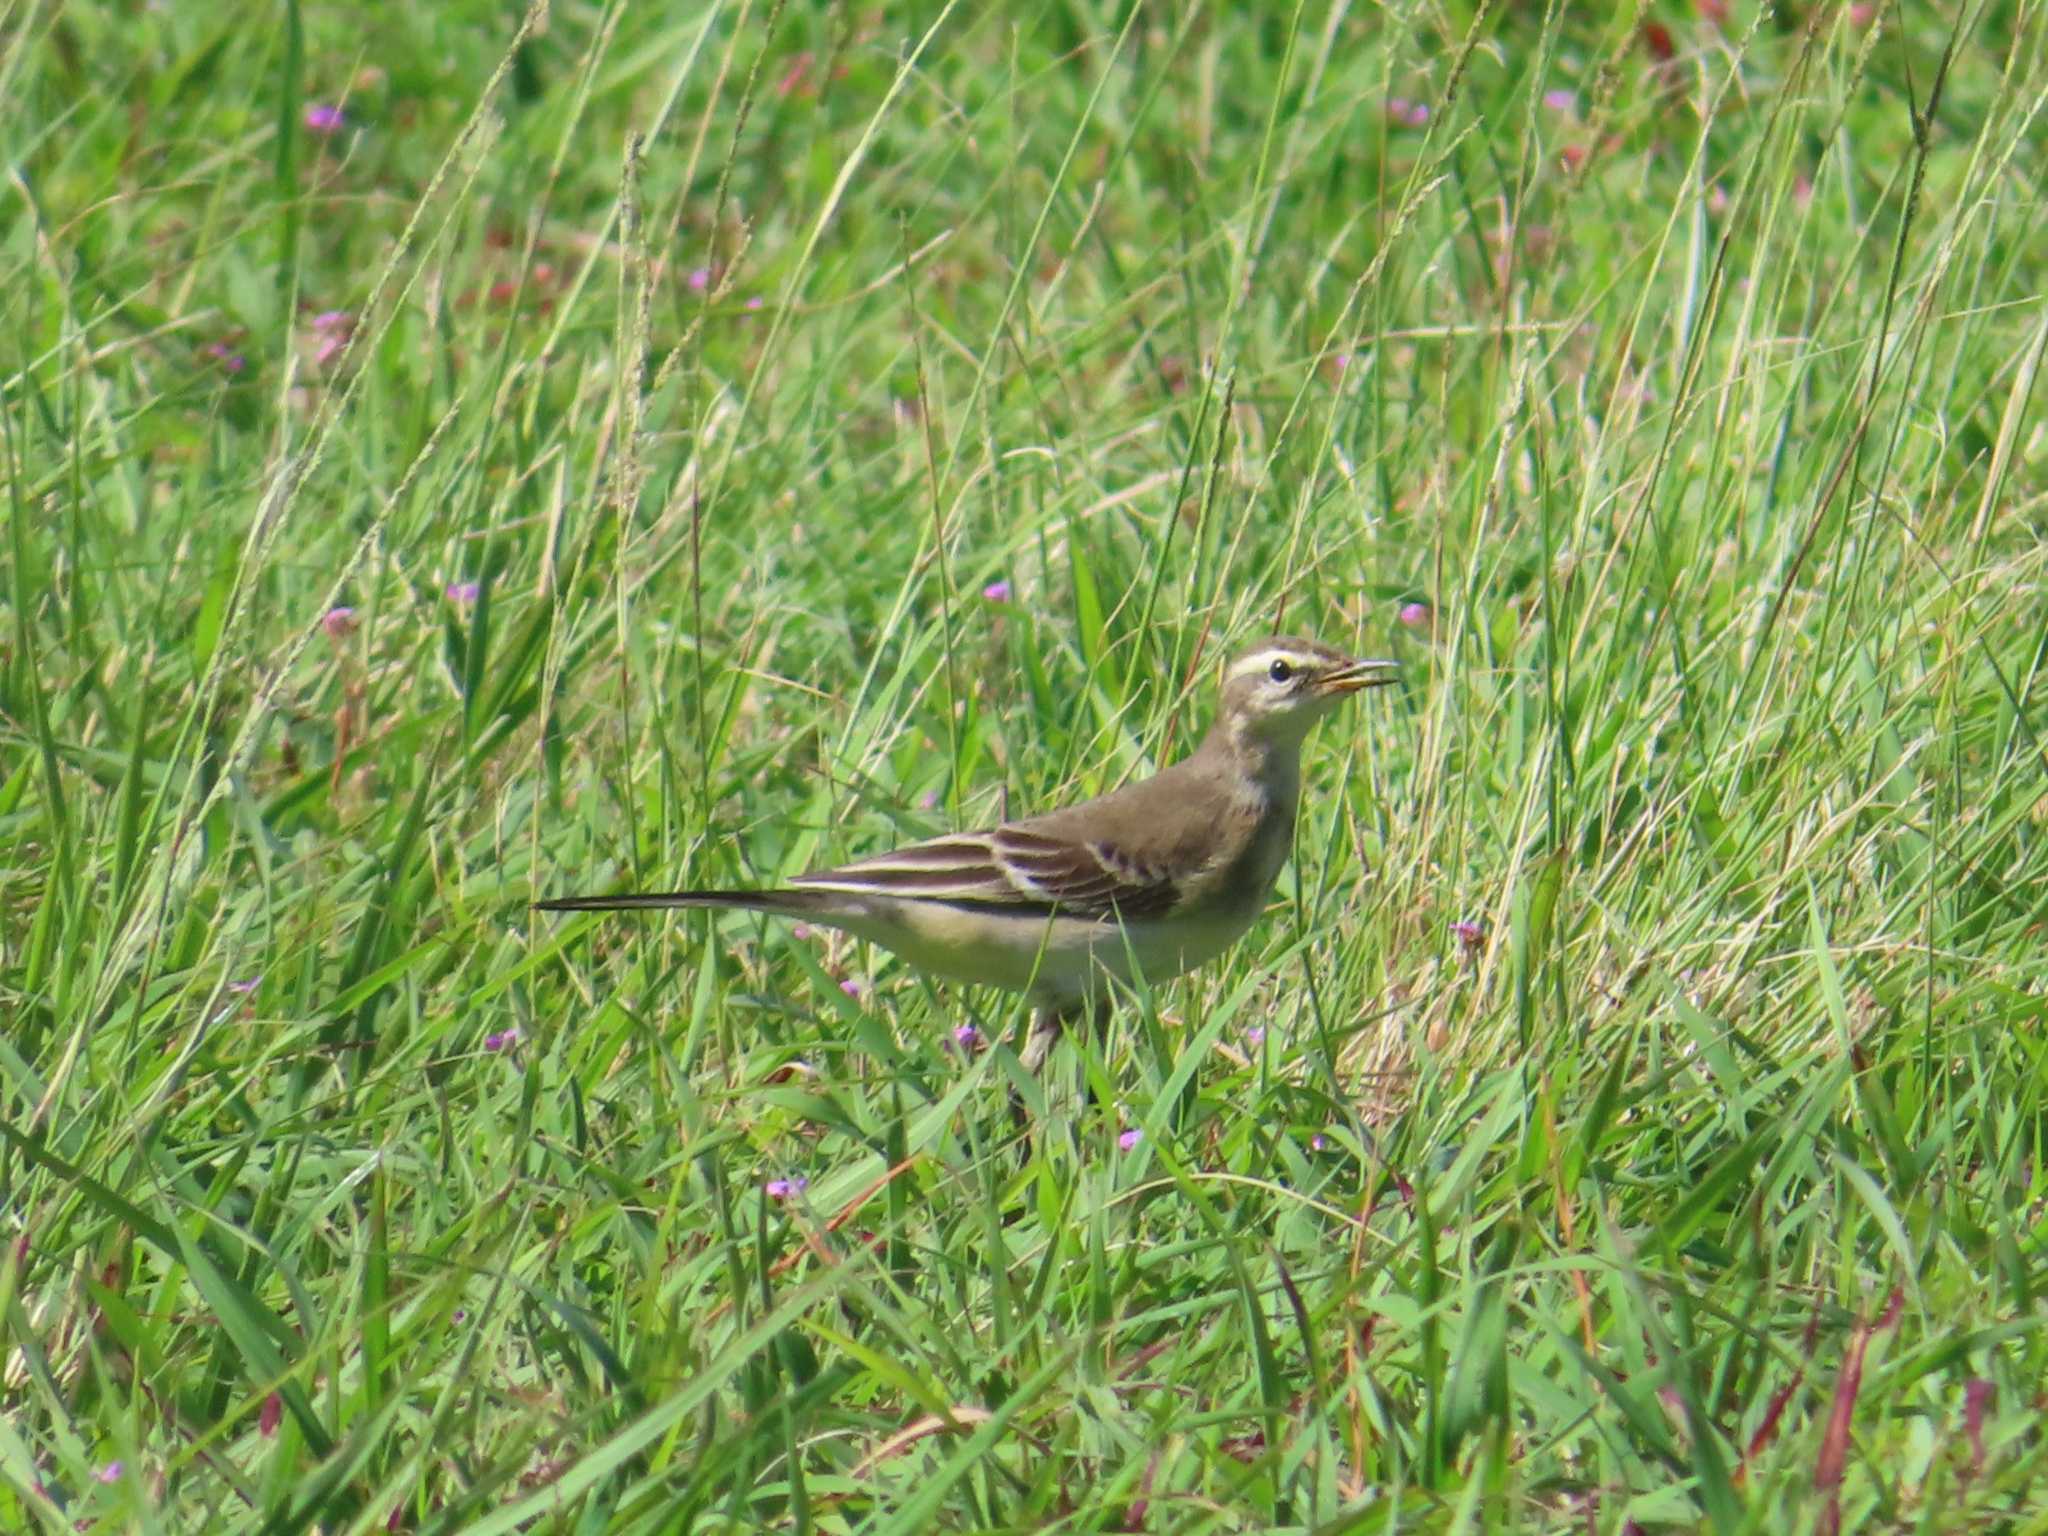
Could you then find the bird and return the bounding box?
[536,636,1396,1067]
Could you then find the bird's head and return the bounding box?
[1217,635,1397,748]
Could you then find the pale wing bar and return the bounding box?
[790,835,1016,901]
[787,826,1178,919]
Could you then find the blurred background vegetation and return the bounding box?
[3,1,2045,1530]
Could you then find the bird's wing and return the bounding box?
[788,825,1180,920]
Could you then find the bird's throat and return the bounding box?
[1215,716,1304,816]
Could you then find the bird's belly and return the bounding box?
[1079,909,1258,996]
[844,900,1259,1006]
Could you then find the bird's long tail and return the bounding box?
[533,889,831,917]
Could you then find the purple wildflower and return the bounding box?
[227,976,262,995]
[1966,1379,1993,1469]
[1452,919,1484,951]
[97,1462,123,1484]
[687,267,712,291]
[1118,1128,1142,1151]
[1311,1133,1327,1152]
[204,340,247,374]
[260,1392,283,1437]
[303,103,346,135]
[445,580,480,604]
[1398,601,1430,631]
[483,1027,520,1052]
[839,977,866,999]
[952,1023,979,1049]
[744,296,764,310]
[322,606,357,640]
[1388,96,1430,128]
[1245,1025,1265,1047]
[982,579,1012,603]
[790,923,813,941]
[1542,89,1576,113]
[765,1177,808,1200]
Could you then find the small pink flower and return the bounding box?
[97,1462,123,1484]
[322,606,357,640]
[303,103,346,135]
[920,789,940,810]
[445,580,480,604]
[982,579,1012,603]
[744,296,764,310]
[765,1177,807,1199]
[790,923,813,941]
[952,1023,978,1049]
[1398,601,1430,631]
[311,310,353,366]
[1311,1133,1327,1152]
[483,1027,520,1052]
[204,340,246,374]
[1387,96,1429,128]
[1451,919,1485,951]
[260,1392,283,1437]
[839,977,866,999]
[687,267,712,291]
[1848,1,1875,24]
[1331,351,1351,372]
[1118,1128,1142,1151]
[1245,1025,1265,1047]
[1542,89,1576,113]
[228,976,262,994]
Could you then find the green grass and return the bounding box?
[4,0,2046,1529]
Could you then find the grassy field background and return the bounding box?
[5,0,2047,1530]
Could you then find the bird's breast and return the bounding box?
[1178,797,1296,922]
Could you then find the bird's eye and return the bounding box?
[1268,658,1293,684]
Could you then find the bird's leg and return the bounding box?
[1019,1002,1074,1073]
[1008,1003,1067,1141]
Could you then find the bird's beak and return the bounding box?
[1317,657,1400,694]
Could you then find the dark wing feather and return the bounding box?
[991,827,1180,919]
